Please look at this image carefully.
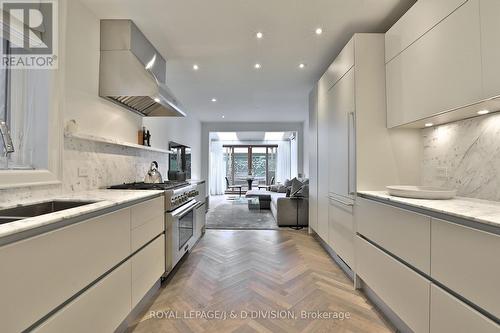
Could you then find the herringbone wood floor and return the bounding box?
[128,230,394,333]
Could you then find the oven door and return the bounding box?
[177,205,194,250]
[166,200,197,273]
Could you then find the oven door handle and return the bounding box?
[171,200,198,218]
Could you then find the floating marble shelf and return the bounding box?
[65,132,173,154]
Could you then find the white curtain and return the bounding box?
[210,141,226,195]
[276,141,291,184]
[3,69,49,170]
[290,135,298,178]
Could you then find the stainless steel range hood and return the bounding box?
[99,19,186,117]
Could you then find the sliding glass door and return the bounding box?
[223,145,277,189]
[233,147,249,185]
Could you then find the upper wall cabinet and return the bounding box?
[480,0,500,98]
[323,39,354,91]
[386,0,483,128]
[385,0,467,62]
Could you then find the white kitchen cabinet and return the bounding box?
[479,0,500,98]
[328,199,354,268]
[323,38,354,90]
[308,85,318,232]
[0,208,131,333]
[431,218,500,318]
[310,34,419,271]
[33,261,132,333]
[131,236,165,308]
[356,198,431,274]
[327,67,355,199]
[130,196,164,252]
[356,236,431,333]
[130,196,164,229]
[386,0,482,128]
[430,284,499,333]
[385,0,467,62]
[316,75,330,243]
[131,214,164,253]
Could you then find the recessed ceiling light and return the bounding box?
[299,63,306,69]
[254,63,261,69]
[315,28,323,35]
[154,98,160,103]
[256,32,263,39]
[425,123,434,127]
[477,109,490,115]
[193,64,199,70]
[211,98,217,102]
[222,115,225,119]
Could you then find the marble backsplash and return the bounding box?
[422,112,500,201]
[63,137,168,192]
[0,137,169,204]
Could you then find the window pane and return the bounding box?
[233,147,248,185]
[251,147,266,181]
[268,147,277,184]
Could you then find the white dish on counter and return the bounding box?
[386,186,457,200]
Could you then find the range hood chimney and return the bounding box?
[99,19,186,117]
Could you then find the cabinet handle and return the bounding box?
[328,195,354,206]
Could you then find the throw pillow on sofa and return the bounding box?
[269,185,279,192]
[277,185,288,193]
[290,178,304,197]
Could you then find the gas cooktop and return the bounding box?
[108,181,189,191]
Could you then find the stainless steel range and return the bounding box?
[108,180,199,274]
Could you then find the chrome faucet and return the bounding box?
[0,121,14,156]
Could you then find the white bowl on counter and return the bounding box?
[386,185,457,200]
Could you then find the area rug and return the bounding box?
[206,196,278,230]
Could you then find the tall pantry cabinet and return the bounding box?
[309,33,420,270]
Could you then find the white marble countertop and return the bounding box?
[358,191,500,228]
[0,190,164,240]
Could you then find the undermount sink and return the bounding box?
[0,200,97,224]
[386,186,457,200]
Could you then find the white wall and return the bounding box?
[64,0,143,143]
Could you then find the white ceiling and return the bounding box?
[80,0,416,122]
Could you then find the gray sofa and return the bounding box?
[246,189,308,227]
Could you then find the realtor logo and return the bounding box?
[1,0,58,68]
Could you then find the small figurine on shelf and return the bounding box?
[146,130,151,147]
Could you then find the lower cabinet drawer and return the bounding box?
[431,218,500,318]
[131,236,165,308]
[356,236,430,333]
[130,196,164,229]
[328,201,355,267]
[430,284,500,333]
[34,261,132,333]
[0,208,131,333]
[356,198,431,274]
[131,215,164,252]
